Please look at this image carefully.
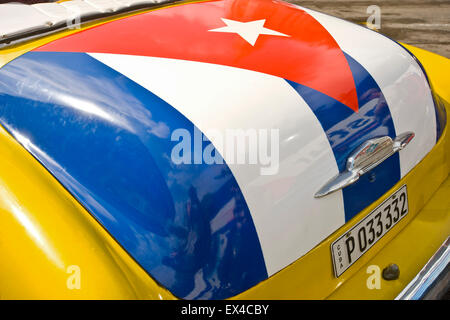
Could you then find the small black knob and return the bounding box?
[382,263,400,280]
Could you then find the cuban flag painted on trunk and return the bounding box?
[0,0,436,299]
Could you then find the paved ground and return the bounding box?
[287,0,450,58]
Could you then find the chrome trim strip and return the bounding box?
[0,0,176,48]
[396,237,450,300]
[315,132,415,198]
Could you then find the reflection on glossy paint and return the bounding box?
[57,94,116,124]
[0,55,165,134]
[0,185,64,269]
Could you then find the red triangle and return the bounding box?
[35,0,359,112]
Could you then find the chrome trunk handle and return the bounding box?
[315,132,415,198]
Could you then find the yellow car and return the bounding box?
[0,0,448,300]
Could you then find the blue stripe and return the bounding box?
[287,53,401,221]
[0,51,267,299]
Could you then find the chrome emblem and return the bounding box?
[315,132,415,198]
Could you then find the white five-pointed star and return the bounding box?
[209,18,290,46]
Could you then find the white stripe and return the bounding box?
[300,7,437,177]
[89,53,346,276]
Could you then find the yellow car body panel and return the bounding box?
[0,2,448,299]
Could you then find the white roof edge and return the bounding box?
[0,0,175,48]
